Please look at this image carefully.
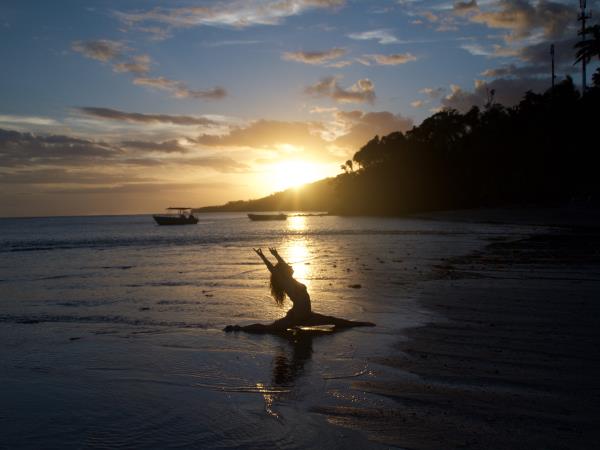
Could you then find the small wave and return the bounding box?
[1,228,468,254]
[192,382,291,394]
[0,314,209,329]
[39,274,83,281]
[156,300,198,305]
[125,281,198,288]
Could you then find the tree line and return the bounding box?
[332,75,599,215]
[198,29,600,215]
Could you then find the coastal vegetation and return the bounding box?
[198,74,599,215]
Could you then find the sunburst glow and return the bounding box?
[269,160,334,191]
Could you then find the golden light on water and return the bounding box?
[287,215,306,231]
[285,237,311,288]
[255,382,279,418]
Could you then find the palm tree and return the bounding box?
[575,24,600,64]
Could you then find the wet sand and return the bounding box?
[317,209,600,449]
[2,210,598,448]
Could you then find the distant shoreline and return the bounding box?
[2,203,599,223]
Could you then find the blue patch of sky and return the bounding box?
[0,0,535,124]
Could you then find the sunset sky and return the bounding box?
[0,0,595,216]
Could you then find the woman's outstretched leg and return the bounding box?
[224,316,292,334]
[224,323,282,333]
[305,313,375,329]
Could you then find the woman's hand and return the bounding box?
[268,247,278,256]
[254,247,275,272]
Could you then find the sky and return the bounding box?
[0,0,597,217]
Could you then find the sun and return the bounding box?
[269,160,334,191]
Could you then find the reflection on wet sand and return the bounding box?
[260,333,317,418]
[255,382,279,418]
[272,333,315,386]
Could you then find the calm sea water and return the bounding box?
[0,213,539,449]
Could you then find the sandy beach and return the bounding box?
[317,207,600,449]
[1,209,598,449]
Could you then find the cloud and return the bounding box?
[72,41,224,101]
[332,110,414,148]
[195,110,413,155]
[305,76,376,104]
[411,87,446,109]
[204,39,263,47]
[196,120,328,152]
[470,0,576,42]
[116,0,345,31]
[120,139,191,153]
[0,128,119,167]
[176,156,249,172]
[480,37,579,78]
[72,40,151,75]
[326,60,353,68]
[112,54,152,75]
[419,87,445,99]
[359,53,417,66]
[348,29,398,44]
[414,9,459,32]
[71,40,125,62]
[47,182,233,195]
[453,0,479,15]
[517,37,578,65]
[133,77,227,100]
[0,115,60,127]
[112,154,249,172]
[421,11,439,23]
[0,168,155,185]
[309,106,338,114]
[461,43,494,56]
[441,77,550,112]
[134,26,172,41]
[77,107,218,126]
[282,48,347,65]
[0,127,248,174]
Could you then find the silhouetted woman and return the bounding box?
[225,248,374,333]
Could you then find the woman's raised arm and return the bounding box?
[254,248,275,273]
[268,247,287,265]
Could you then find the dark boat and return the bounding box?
[153,207,199,225]
[247,213,287,221]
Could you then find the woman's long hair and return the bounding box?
[270,263,293,306]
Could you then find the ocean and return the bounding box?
[0,213,540,448]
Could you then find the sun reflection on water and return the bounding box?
[287,215,306,232]
[285,238,311,288]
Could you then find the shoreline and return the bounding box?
[317,213,600,449]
